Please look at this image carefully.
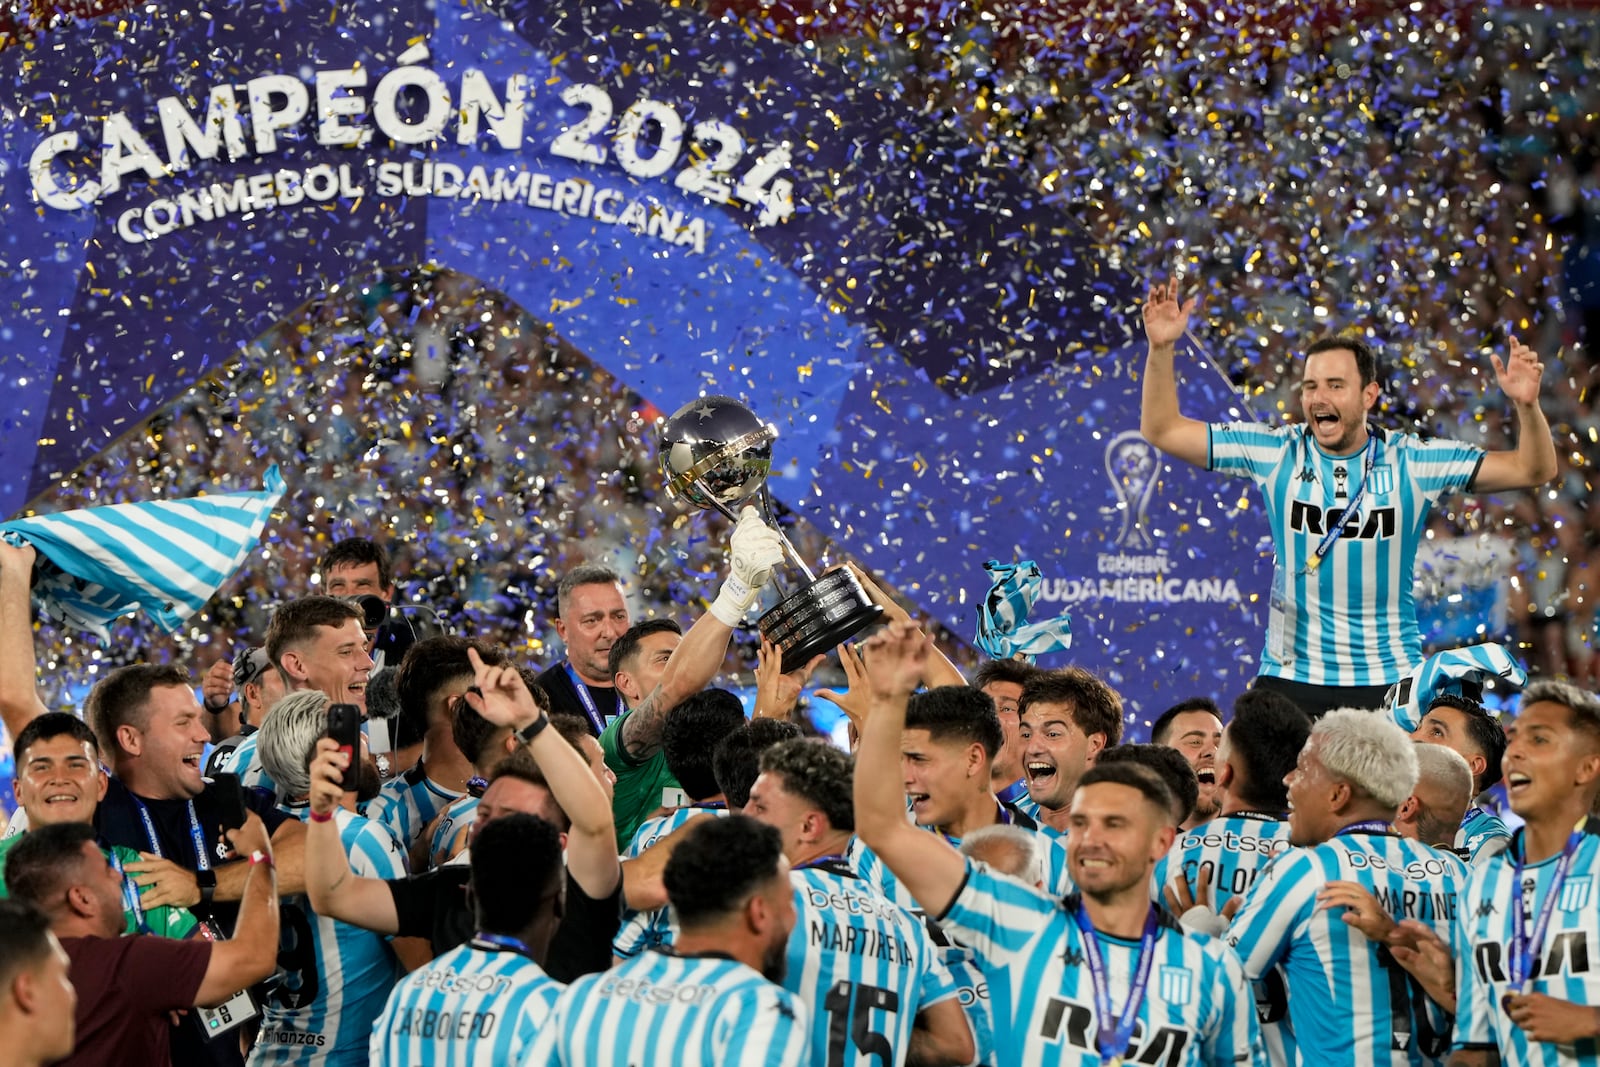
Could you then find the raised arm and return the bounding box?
[620,506,783,758]
[194,814,281,1005]
[466,648,621,898]
[0,539,49,738]
[852,621,967,916]
[302,739,400,935]
[1138,277,1210,468]
[1472,334,1558,492]
[846,563,965,689]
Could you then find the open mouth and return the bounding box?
[43,792,80,805]
[182,754,203,772]
[1506,771,1531,795]
[1312,412,1340,431]
[1025,761,1057,785]
[907,792,931,810]
[1196,768,1215,786]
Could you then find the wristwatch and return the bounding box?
[196,868,217,905]
[514,715,551,746]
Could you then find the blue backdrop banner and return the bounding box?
[0,0,1273,715]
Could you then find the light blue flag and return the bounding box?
[1383,641,1526,731]
[973,558,1073,662]
[0,466,285,638]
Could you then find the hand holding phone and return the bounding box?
[327,703,361,792]
[206,774,247,831]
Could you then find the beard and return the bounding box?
[760,934,790,984]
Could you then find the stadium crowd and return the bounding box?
[0,471,1596,1065]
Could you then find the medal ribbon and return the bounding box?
[1072,903,1160,1067]
[472,932,533,957]
[1509,824,1586,992]
[1303,429,1378,575]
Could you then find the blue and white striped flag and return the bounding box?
[0,466,285,638]
[1382,641,1526,731]
[973,558,1072,662]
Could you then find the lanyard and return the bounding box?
[997,778,1030,805]
[1072,903,1160,1066]
[106,849,151,935]
[796,853,851,871]
[565,663,624,735]
[131,793,211,872]
[471,932,532,957]
[1509,826,1586,992]
[1336,820,1394,838]
[1303,430,1378,575]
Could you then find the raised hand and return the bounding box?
[861,620,931,700]
[814,642,871,732]
[753,635,823,720]
[463,646,540,729]
[1142,277,1200,348]
[1491,334,1545,407]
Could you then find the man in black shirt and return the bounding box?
[534,564,631,735]
[82,663,305,1066]
[304,650,622,981]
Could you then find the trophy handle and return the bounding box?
[757,484,817,584]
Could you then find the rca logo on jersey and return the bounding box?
[1288,502,1397,540]
[1039,999,1190,1065]
[1473,931,1591,983]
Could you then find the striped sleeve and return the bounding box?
[939,858,1058,965]
[716,985,810,1066]
[915,936,964,1009]
[1451,865,1495,1049]
[1206,421,1290,481]
[348,817,408,879]
[510,982,563,1061]
[1224,850,1317,980]
[1405,435,1484,501]
[1202,938,1269,1067]
[519,1001,561,1066]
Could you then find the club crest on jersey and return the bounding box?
[1158,966,1192,1005]
[1560,881,1592,912]
[1368,466,1395,496]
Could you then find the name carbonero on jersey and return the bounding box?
[391,1007,500,1041]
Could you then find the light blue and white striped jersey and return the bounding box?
[369,937,562,1066]
[1153,813,1297,1067]
[1010,792,1043,826]
[366,762,463,853]
[1227,829,1466,1067]
[219,732,279,797]
[428,795,480,870]
[250,806,407,1067]
[943,859,1265,1066]
[525,949,810,1066]
[613,805,731,960]
[1452,822,1600,1067]
[1207,422,1482,687]
[1455,806,1513,867]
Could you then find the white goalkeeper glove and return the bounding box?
[709,506,785,626]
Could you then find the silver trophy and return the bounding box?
[659,396,882,671]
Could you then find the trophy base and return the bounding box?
[759,568,885,673]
